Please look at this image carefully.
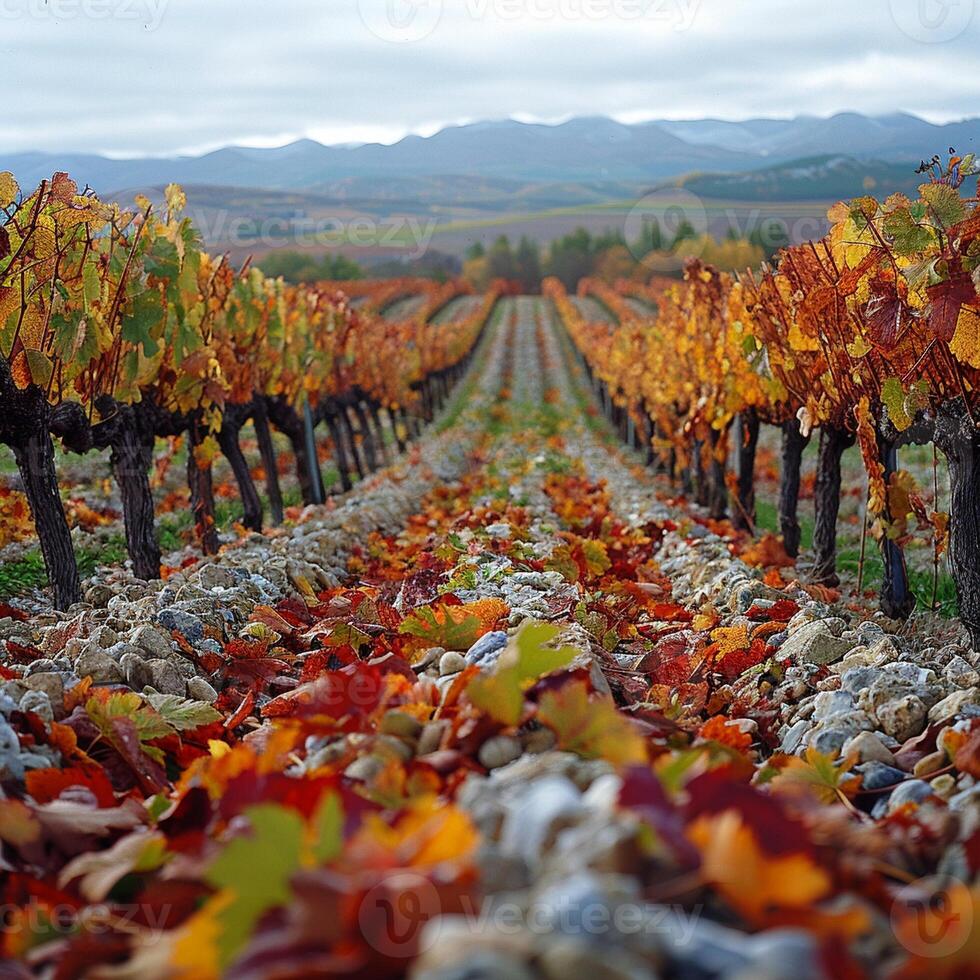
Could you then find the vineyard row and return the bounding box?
[0,174,500,610]
[547,153,980,644]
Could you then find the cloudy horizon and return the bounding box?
[4,0,980,156]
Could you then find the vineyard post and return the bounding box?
[693,441,709,507]
[266,396,322,505]
[387,407,407,454]
[811,425,854,585]
[342,405,368,477]
[778,419,810,557]
[369,404,393,467]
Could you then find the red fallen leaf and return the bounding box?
[0,664,20,680]
[218,772,373,831]
[40,928,133,979]
[250,603,298,637]
[24,767,117,808]
[226,656,290,690]
[224,690,255,731]
[261,663,384,722]
[0,602,28,622]
[4,641,43,665]
[640,632,695,687]
[274,596,316,627]
[107,716,169,794]
[745,598,799,622]
[716,638,769,681]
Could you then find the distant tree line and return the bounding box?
[255,248,462,285]
[461,217,783,292]
[253,218,786,291]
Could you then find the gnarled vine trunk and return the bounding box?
[779,419,809,558]
[878,439,915,620]
[811,425,854,585]
[252,398,284,525]
[93,397,161,581]
[186,414,219,555]
[707,428,728,521]
[0,362,81,609]
[322,405,354,492]
[217,402,264,532]
[934,403,980,648]
[266,396,322,506]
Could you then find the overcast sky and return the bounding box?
[4,0,980,156]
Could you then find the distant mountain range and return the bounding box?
[5,112,977,197]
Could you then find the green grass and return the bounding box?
[0,535,129,599]
[836,546,959,618]
[754,499,815,551]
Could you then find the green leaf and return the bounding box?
[881,376,912,431]
[86,691,174,745]
[121,288,162,358]
[144,693,221,732]
[467,620,577,726]
[399,604,482,651]
[537,679,647,765]
[206,804,304,970]
[883,207,932,256]
[308,792,343,864]
[921,183,967,229]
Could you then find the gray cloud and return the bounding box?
[3,0,979,154]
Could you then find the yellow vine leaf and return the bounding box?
[0,171,19,208]
[949,306,980,369]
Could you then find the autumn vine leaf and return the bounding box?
[466,620,578,725]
